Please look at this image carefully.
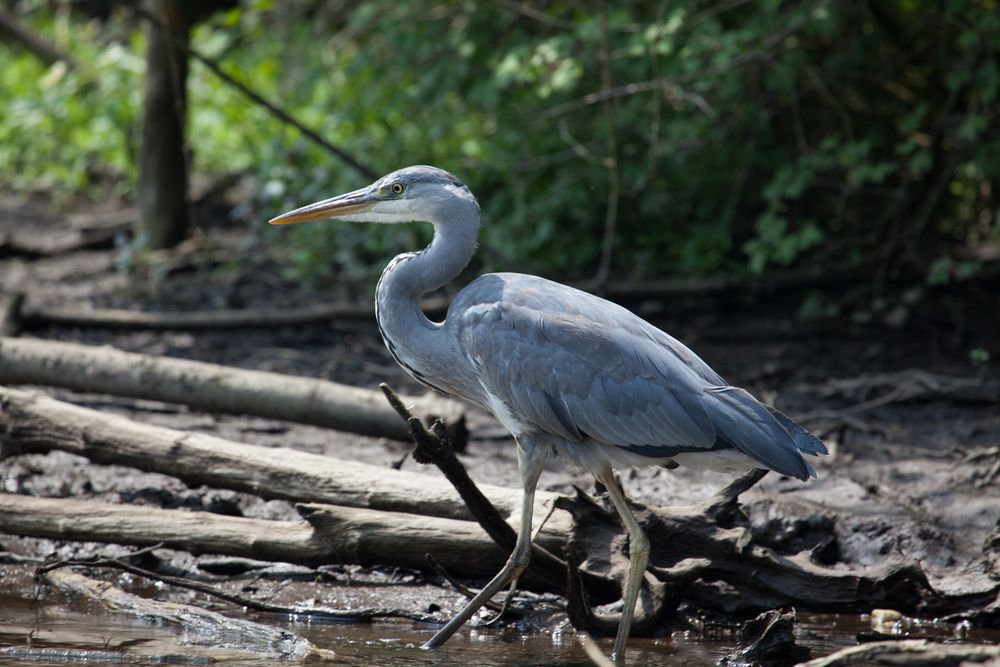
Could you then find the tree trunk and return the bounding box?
[138,0,191,250]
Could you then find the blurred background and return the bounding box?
[1,3,1000,664]
[0,0,996,340]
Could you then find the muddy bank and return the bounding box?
[1,196,998,663]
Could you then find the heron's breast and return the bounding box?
[483,390,531,437]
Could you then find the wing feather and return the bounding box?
[453,274,822,479]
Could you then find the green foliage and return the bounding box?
[970,346,991,367]
[1,0,998,287]
[0,21,142,198]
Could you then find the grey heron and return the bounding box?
[270,165,826,663]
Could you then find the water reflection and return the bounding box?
[2,594,997,667]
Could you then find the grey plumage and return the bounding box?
[451,272,824,481]
[270,165,827,664]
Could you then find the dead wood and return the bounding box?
[0,226,119,259]
[816,370,1000,406]
[560,469,941,634]
[0,386,563,542]
[600,266,862,299]
[795,639,1000,666]
[0,492,515,578]
[0,337,465,444]
[1,384,976,622]
[721,609,810,667]
[36,551,444,624]
[41,569,333,660]
[67,207,138,232]
[20,296,450,330]
[0,491,327,564]
[0,293,24,337]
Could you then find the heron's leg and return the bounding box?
[422,439,548,649]
[596,468,650,665]
[486,494,559,626]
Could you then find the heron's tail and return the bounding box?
[764,405,828,456]
[704,386,827,481]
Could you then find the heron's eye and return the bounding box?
[390,182,405,195]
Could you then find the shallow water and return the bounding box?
[0,593,995,666]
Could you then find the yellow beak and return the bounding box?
[268,187,374,225]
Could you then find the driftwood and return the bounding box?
[0,492,511,578]
[562,470,941,634]
[816,370,1000,406]
[0,385,954,616]
[19,297,450,331]
[37,551,443,624]
[0,294,24,337]
[42,569,334,661]
[0,337,465,444]
[0,225,119,259]
[721,609,810,667]
[0,386,561,542]
[796,639,1000,666]
[67,207,138,232]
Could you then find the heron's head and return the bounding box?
[269,165,478,227]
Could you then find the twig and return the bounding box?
[379,383,522,550]
[36,552,443,624]
[426,555,505,613]
[542,77,714,121]
[542,0,830,121]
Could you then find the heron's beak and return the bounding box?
[268,187,375,225]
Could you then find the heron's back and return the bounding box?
[449,273,826,480]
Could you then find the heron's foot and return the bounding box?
[483,578,520,627]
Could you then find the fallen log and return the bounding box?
[796,639,1000,666]
[18,297,449,330]
[816,370,1000,406]
[0,492,509,577]
[0,294,23,337]
[562,472,941,625]
[0,336,465,444]
[38,552,444,624]
[67,207,138,231]
[42,569,334,661]
[0,386,562,544]
[0,630,294,665]
[0,226,120,259]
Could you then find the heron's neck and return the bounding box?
[374,207,479,392]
